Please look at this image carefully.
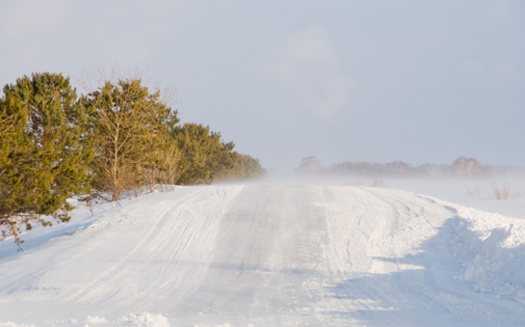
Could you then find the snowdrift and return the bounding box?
[0,184,524,326]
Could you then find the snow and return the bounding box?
[1,177,525,326]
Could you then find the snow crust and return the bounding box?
[1,182,525,326]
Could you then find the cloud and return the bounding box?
[260,24,353,122]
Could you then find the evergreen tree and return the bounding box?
[172,123,264,184]
[235,154,264,179]
[84,78,179,200]
[0,73,93,245]
[172,123,220,185]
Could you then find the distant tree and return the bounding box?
[416,163,449,176]
[83,78,179,200]
[213,152,265,181]
[451,157,481,176]
[172,123,263,184]
[235,154,265,179]
[0,73,93,245]
[211,139,238,180]
[386,161,412,174]
[172,123,227,184]
[297,156,322,173]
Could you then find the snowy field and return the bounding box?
[1,176,525,326]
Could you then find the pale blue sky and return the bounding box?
[1,1,524,170]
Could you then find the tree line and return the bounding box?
[0,72,263,245]
[298,156,521,177]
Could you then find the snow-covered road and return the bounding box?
[1,185,525,326]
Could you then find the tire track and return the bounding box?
[66,187,218,303]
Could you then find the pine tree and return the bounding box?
[84,78,179,200]
[172,123,222,185]
[0,73,93,246]
[172,123,264,184]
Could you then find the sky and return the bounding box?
[1,0,524,170]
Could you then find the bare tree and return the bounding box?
[297,156,322,173]
[451,157,481,176]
